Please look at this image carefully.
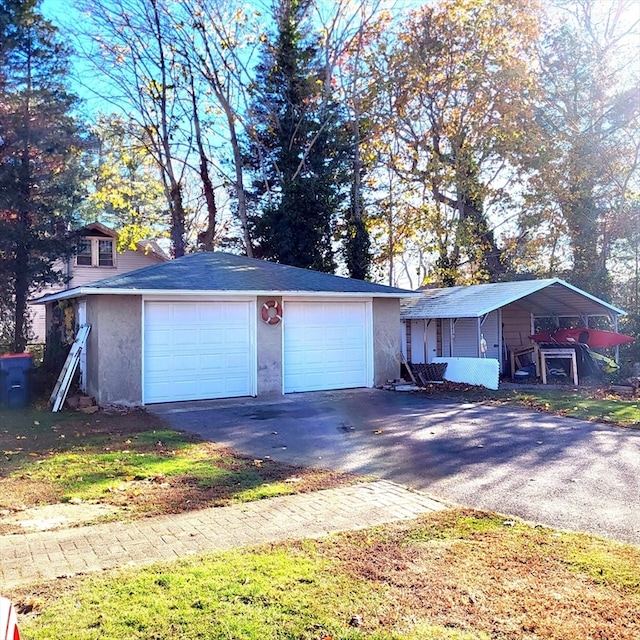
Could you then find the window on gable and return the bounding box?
[76,237,116,268]
[98,240,114,266]
[76,238,92,266]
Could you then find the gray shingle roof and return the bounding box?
[400,278,626,319]
[37,252,415,302]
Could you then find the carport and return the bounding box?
[400,278,627,376]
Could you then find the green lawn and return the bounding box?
[10,510,640,640]
[0,406,357,527]
[498,388,640,426]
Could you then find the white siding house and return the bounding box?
[29,222,167,343]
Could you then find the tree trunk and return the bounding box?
[225,101,254,257]
[168,182,187,258]
[344,28,370,281]
[154,0,186,258]
[12,253,29,353]
[188,66,218,252]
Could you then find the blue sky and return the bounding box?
[40,0,113,118]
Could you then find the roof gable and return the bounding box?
[77,223,168,261]
[79,221,118,238]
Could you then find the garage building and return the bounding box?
[37,252,415,406]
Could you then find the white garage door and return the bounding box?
[284,301,370,393]
[144,301,253,403]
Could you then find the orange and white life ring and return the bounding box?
[261,300,282,325]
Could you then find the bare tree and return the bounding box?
[314,0,390,279]
[76,0,190,257]
[173,0,263,256]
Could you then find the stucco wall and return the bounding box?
[86,295,142,406]
[256,296,283,395]
[76,294,400,404]
[373,297,402,385]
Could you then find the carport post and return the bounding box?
[612,312,620,364]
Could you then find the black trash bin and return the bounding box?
[0,353,33,409]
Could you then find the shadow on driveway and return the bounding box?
[151,388,640,546]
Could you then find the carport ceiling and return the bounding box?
[400,278,626,320]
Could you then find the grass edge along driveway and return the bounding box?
[0,406,361,531]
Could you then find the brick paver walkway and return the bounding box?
[0,481,446,589]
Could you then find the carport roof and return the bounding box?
[400,278,626,320]
[36,251,417,303]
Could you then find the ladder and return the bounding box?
[50,324,91,412]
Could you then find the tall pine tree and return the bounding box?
[249,0,350,273]
[0,0,86,352]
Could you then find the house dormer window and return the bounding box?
[76,237,116,267]
[98,240,114,266]
[76,238,92,265]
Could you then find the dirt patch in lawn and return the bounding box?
[0,502,121,531]
[8,510,639,640]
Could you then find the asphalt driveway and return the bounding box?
[151,388,640,546]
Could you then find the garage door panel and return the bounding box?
[144,355,175,372]
[344,345,366,359]
[144,301,253,403]
[323,349,346,365]
[197,328,222,344]
[225,377,252,394]
[147,305,173,322]
[285,351,306,367]
[225,326,252,342]
[200,357,223,372]
[343,326,365,340]
[145,328,172,345]
[284,301,370,393]
[298,352,327,366]
[219,356,247,371]
[178,354,201,371]
[197,305,223,322]
[286,327,310,340]
[172,306,195,322]
[148,382,174,399]
[224,304,252,322]
[172,331,200,347]
[323,326,343,340]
